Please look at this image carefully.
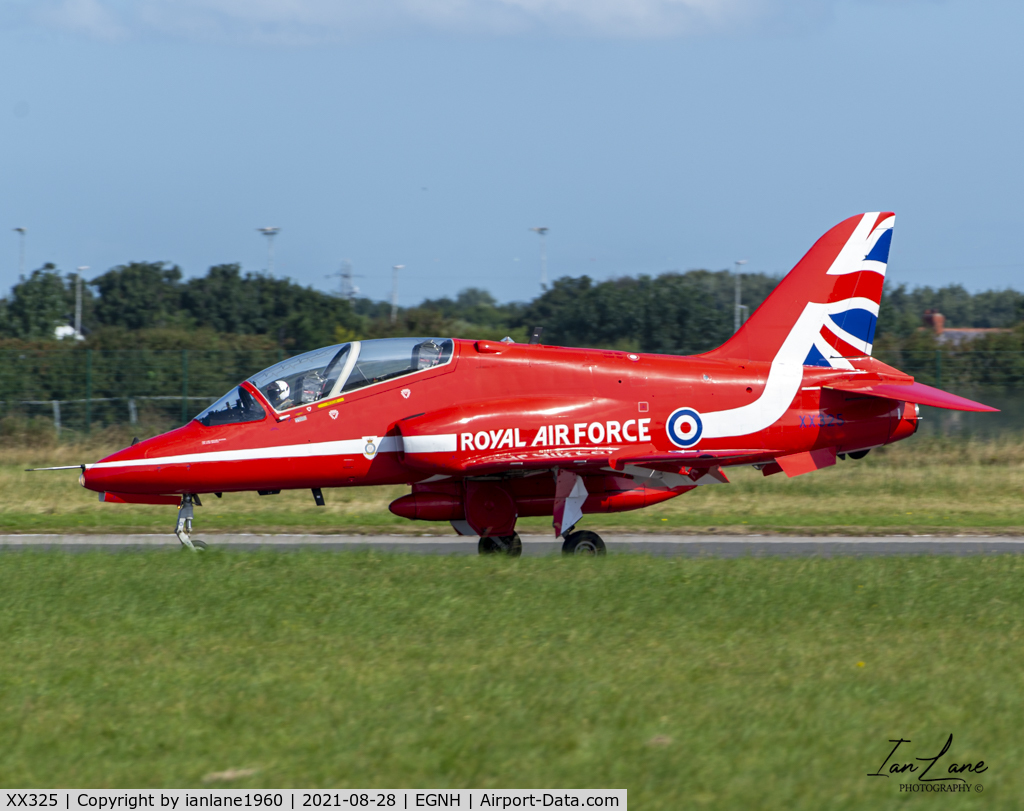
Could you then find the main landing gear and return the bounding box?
[561,530,606,556]
[475,530,608,556]
[478,533,523,557]
[175,494,207,551]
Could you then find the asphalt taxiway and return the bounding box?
[2,534,1024,556]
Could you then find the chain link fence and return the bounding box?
[1,347,1021,438]
[0,348,292,438]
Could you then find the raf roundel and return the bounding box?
[667,407,703,448]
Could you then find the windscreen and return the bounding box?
[195,386,266,427]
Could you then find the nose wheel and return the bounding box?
[175,495,207,551]
[478,533,523,557]
[562,530,606,556]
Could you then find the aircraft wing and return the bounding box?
[610,449,781,469]
[408,451,717,488]
[824,379,998,412]
[419,446,619,477]
[404,442,778,478]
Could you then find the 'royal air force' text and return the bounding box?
[460,420,652,452]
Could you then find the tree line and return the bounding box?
[1,259,1023,354]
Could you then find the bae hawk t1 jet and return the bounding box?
[70,213,996,554]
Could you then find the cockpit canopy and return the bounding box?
[194,337,453,425]
[195,385,266,428]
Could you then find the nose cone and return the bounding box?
[82,423,203,495]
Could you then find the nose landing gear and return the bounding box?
[175,494,207,551]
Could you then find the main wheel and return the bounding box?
[562,530,606,556]
[478,533,523,557]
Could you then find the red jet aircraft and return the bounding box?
[69,212,996,554]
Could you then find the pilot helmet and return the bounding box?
[267,379,290,403]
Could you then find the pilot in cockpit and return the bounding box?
[266,379,292,410]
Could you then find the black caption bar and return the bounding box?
[3,791,627,811]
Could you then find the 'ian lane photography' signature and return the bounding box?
[868,735,988,783]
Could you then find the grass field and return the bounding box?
[0,551,1019,807]
[3,434,1024,535]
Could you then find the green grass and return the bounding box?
[5,436,1024,535]
[0,552,1020,808]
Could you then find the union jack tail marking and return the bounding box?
[706,212,894,369]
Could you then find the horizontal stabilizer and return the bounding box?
[825,380,998,412]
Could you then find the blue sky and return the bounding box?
[1,0,1022,306]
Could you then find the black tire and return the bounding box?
[478,533,523,557]
[848,449,870,460]
[181,539,208,551]
[562,530,606,556]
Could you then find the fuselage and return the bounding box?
[81,337,916,498]
[75,211,1002,551]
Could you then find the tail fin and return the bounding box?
[707,212,894,368]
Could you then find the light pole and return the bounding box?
[391,265,404,324]
[75,266,88,339]
[530,227,549,290]
[13,227,26,277]
[257,227,280,274]
[734,259,748,333]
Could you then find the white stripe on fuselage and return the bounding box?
[403,434,458,453]
[86,434,457,470]
[699,299,872,441]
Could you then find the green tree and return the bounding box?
[1,264,89,340]
[419,287,527,340]
[876,282,1024,337]
[517,270,779,354]
[248,276,361,348]
[182,264,262,334]
[90,262,184,330]
[876,283,921,339]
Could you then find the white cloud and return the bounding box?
[35,0,130,39]
[20,0,843,41]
